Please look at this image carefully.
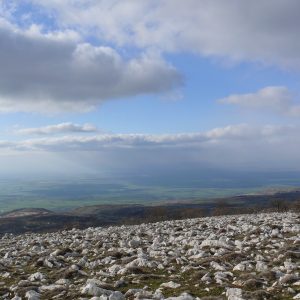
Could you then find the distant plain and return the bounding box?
[1,171,300,212]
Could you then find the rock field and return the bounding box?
[0,212,299,300]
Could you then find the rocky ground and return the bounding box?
[0,212,299,300]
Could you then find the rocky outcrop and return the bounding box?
[0,212,299,299]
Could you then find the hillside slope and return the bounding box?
[0,212,299,299]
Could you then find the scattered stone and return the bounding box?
[160,281,181,289]
[279,274,298,284]
[28,272,46,282]
[226,288,244,300]
[25,290,41,300]
[0,212,298,299]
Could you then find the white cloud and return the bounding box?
[27,0,300,68]
[219,86,300,117]
[0,124,256,150]
[0,19,182,113]
[1,124,300,172]
[16,122,98,135]
[1,123,296,151]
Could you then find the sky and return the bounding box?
[1,0,300,178]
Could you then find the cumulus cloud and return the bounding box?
[219,86,300,117]
[16,122,98,135]
[27,0,300,68]
[0,19,182,113]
